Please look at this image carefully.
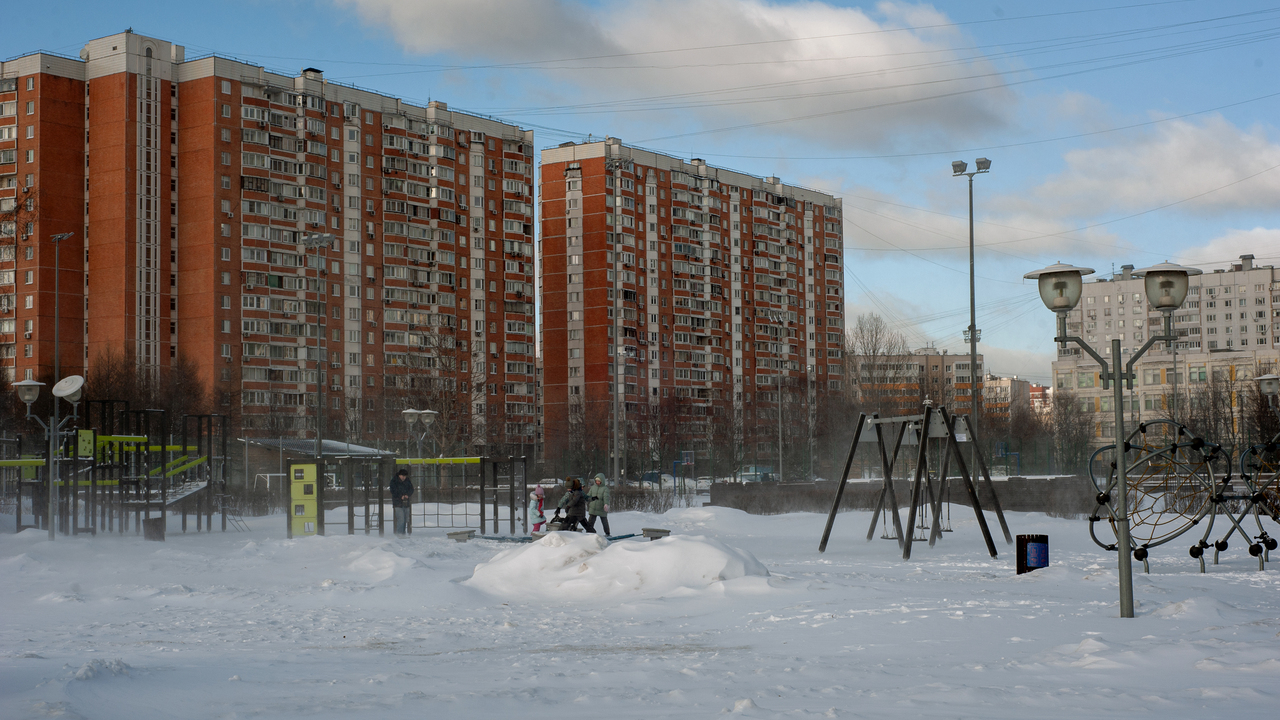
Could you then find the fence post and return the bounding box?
[479,457,487,535]
[346,461,354,535]
[377,459,385,537]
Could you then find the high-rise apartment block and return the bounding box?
[539,139,844,473]
[1052,254,1279,443]
[0,32,536,447]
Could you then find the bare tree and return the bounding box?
[1048,388,1094,476]
[844,313,918,417]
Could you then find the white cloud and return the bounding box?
[335,0,1017,149]
[1174,226,1280,270]
[1017,116,1280,220]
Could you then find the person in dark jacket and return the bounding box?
[390,468,414,537]
[556,477,588,531]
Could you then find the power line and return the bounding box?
[237,0,1212,76]
[486,11,1280,115]
[636,24,1280,143]
[680,90,1280,162]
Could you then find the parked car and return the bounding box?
[639,471,676,488]
[736,465,775,483]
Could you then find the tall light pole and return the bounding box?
[1026,260,1200,617]
[952,159,989,434]
[46,232,74,538]
[614,345,627,482]
[300,233,335,460]
[771,309,784,483]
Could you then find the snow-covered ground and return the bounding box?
[2,506,1277,719]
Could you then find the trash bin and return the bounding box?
[1017,534,1048,574]
[143,516,165,542]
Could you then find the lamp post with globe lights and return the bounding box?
[401,408,439,459]
[13,374,85,540]
[1025,260,1200,617]
[403,408,439,496]
[1257,374,1280,422]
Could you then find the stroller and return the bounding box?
[547,510,583,532]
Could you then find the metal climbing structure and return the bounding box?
[4,405,236,539]
[1088,418,1279,572]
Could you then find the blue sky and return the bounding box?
[11,0,1280,382]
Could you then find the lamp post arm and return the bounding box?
[1125,332,1177,390]
[1054,334,1113,389]
[24,412,50,434]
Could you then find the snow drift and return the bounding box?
[463,532,769,600]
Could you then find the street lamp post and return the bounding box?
[773,311,784,483]
[401,408,439,459]
[300,233,335,460]
[1025,260,1200,617]
[402,408,439,498]
[952,160,990,437]
[13,375,84,540]
[1258,374,1280,427]
[614,345,627,483]
[300,233,333,536]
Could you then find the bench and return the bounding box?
[447,530,477,543]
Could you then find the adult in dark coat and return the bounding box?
[556,477,588,532]
[390,468,414,537]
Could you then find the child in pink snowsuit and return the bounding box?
[529,485,546,532]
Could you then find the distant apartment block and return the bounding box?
[0,31,536,449]
[844,346,984,417]
[982,373,1030,426]
[1052,254,1279,443]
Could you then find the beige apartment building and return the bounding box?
[1051,254,1279,444]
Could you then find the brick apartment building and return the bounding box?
[539,139,844,479]
[0,31,536,450]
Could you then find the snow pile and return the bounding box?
[463,532,769,600]
[72,659,132,681]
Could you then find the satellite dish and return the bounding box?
[52,375,85,403]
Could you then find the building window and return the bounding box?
[24,150,33,163]
[221,152,230,165]
[25,101,34,115]
[221,104,230,117]
[24,344,32,357]
[221,272,231,285]
[23,271,32,285]
[221,344,230,358]
[222,296,230,309]
[221,80,231,94]
[221,320,230,333]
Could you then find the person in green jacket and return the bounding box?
[584,472,611,536]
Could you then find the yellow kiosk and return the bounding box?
[289,463,318,538]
